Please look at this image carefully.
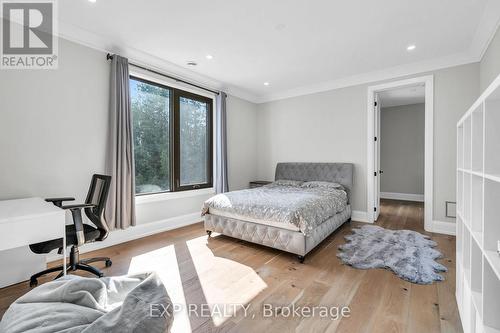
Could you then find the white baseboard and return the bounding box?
[431,220,456,236]
[380,192,424,202]
[352,210,370,223]
[46,210,452,263]
[47,212,202,262]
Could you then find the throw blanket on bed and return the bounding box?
[202,183,347,236]
[0,272,173,333]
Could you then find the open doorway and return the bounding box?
[367,76,434,231]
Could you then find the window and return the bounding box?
[130,76,213,195]
[175,92,212,189]
[130,77,171,194]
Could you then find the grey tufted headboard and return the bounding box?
[275,162,354,203]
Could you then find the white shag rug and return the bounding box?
[337,225,447,284]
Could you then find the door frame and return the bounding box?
[366,75,434,231]
[373,93,381,221]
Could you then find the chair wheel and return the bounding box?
[105,259,112,267]
[29,278,38,288]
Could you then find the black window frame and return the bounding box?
[130,75,213,195]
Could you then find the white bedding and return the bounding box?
[208,208,301,232]
[202,182,348,236]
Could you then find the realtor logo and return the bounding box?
[1,0,58,69]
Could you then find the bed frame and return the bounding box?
[204,162,354,263]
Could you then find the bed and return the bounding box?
[203,162,353,262]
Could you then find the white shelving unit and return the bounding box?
[457,74,500,333]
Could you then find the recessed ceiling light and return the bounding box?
[88,0,97,3]
[186,61,197,66]
[205,54,213,60]
[407,44,416,51]
[263,82,270,86]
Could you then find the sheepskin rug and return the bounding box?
[337,225,447,284]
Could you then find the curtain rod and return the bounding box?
[106,53,220,95]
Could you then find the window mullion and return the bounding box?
[172,89,179,192]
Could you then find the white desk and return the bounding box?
[0,197,66,286]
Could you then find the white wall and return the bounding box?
[226,95,258,190]
[380,104,425,196]
[256,63,479,223]
[480,26,500,92]
[432,64,479,222]
[0,37,258,209]
[0,38,258,270]
[0,38,110,203]
[0,38,208,225]
[257,85,367,213]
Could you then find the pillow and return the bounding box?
[301,181,344,190]
[272,179,304,187]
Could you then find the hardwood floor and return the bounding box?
[0,199,462,333]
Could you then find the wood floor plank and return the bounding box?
[435,234,463,333]
[369,274,411,333]
[0,199,461,333]
[407,283,441,333]
[333,268,393,333]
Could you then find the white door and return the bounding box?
[373,94,381,220]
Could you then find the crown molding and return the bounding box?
[254,52,476,103]
[252,2,500,104]
[57,21,260,103]
[223,85,260,103]
[469,0,500,61]
[56,3,500,106]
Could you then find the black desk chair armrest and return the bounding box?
[45,197,75,208]
[60,203,96,247]
[60,203,95,210]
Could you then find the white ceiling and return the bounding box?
[58,0,500,102]
[379,85,425,108]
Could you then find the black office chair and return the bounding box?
[29,174,113,287]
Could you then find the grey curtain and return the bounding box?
[215,92,229,193]
[105,55,136,230]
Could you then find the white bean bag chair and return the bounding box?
[0,272,173,333]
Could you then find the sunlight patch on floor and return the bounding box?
[185,235,267,326]
[128,244,192,333]
[127,235,267,330]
